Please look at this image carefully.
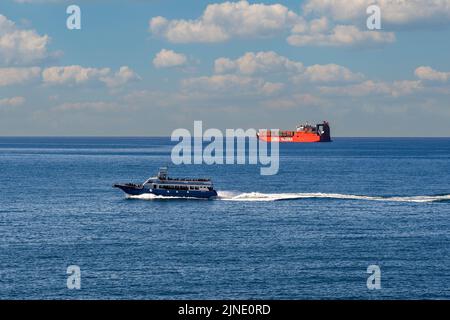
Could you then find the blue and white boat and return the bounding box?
[113,167,218,199]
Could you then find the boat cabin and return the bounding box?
[143,167,214,192]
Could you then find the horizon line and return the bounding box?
[0,136,450,139]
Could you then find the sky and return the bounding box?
[0,0,450,136]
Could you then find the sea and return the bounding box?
[0,137,449,299]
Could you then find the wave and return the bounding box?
[218,191,450,203]
[125,191,450,203]
[126,194,206,200]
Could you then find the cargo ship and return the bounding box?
[257,121,331,143]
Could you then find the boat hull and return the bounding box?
[257,121,331,143]
[258,132,323,143]
[113,184,217,199]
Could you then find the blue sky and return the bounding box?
[1,0,450,136]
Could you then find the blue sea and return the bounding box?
[0,137,449,300]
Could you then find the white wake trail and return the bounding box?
[124,191,450,203]
[218,192,450,203]
[126,194,206,200]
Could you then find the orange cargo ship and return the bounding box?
[257,121,331,143]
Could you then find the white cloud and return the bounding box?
[182,74,284,96]
[0,14,53,66]
[149,1,397,47]
[101,66,140,88]
[42,65,110,85]
[149,17,169,35]
[214,51,303,75]
[415,66,450,82]
[0,96,26,107]
[42,65,139,87]
[150,16,229,43]
[262,93,327,109]
[54,101,119,112]
[319,80,423,97]
[214,51,363,84]
[293,64,364,83]
[149,0,299,43]
[261,82,285,95]
[303,0,450,26]
[390,80,423,97]
[0,67,41,86]
[288,22,395,47]
[153,49,187,68]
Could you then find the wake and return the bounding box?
[217,191,450,203]
[126,191,450,203]
[126,194,208,200]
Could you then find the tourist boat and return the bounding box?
[113,167,217,199]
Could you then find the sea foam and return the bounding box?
[218,192,450,203]
[127,191,450,203]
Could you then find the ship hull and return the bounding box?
[257,121,331,143]
[113,184,217,199]
[258,132,323,143]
